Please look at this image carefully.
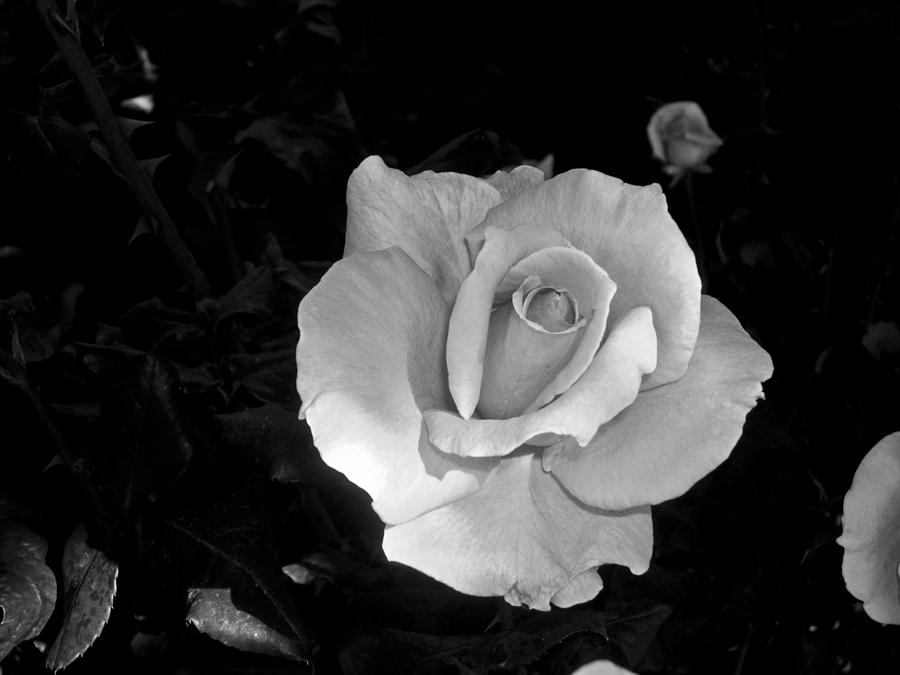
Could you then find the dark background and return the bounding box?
[1,0,899,673]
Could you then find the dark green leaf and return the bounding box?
[186,587,308,662]
[212,407,316,485]
[229,349,298,409]
[46,523,118,671]
[0,521,57,661]
[605,601,673,669]
[213,265,275,326]
[160,482,313,663]
[85,354,195,509]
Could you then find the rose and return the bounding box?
[647,101,723,176]
[295,156,772,609]
[838,431,900,624]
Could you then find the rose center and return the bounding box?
[524,287,578,332]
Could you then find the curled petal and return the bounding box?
[550,568,603,608]
[446,225,570,418]
[477,283,584,420]
[382,453,652,610]
[344,156,503,300]
[838,432,900,625]
[495,246,617,412]
[486,165,546,200]
[426,307,657,458]
[296,248,498,525]
[472,168,701,389]
[547,296,773,510]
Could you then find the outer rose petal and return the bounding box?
[344,156,503,300]
[838,432,900,625]
[382,453,652,611]
[472,168,701,389]
[426,306,657,458]
[547,295,772,509]
[296,248,499,525]
[571,661,637,675]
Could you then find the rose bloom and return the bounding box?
[838,432,900,624]
[647,101,723,176]
[296,156,772,609]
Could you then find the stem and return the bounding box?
[17,372,108,518]
[683,172,709,289]
[497,597,514,631]
[33,0,212,300]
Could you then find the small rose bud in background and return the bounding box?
[647,101,723,177]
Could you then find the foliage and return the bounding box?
[1,0,899,673]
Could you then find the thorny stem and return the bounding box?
[16,368,109,519]
[33,0,212,300]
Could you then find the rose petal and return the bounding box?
[494,246,617,412]
[296,248,499,525]
[446,225,571,418]
[485,165,546,200]
[547,295,772,510]
[477,283,584,420]
[426,306,657,458]
[382,453,652,610]
[572,660,637,675]
[471,168,701,389]
[550,568,603,608]
[344,156,503,300]
[838,432,900,625]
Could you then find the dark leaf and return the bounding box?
[160,482,313,663]
[212,407,316,485]
[0,349,27,389]
[120,298,208,353]
[186,587,308,662]
[9,313,60,364]
[406,129,524,176]
[0,521,57,661]
[350,609,613,674]
[213,265,275,326]
[604,601,673,669]
[229,349,298,409]
[46,523,118,671]
[85,354,195,509]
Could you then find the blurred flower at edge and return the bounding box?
[838,431,900,624]
[647,101,723,179]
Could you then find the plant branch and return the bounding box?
[33,0,212,300]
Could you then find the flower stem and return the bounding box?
[683,172,709,289]
[33,0,212,300]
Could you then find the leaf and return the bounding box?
[0,521,57,661]
[604,601,673,669]
[46,523,118,671]
[120,297,208,353]
[85,354,195,508]
[0,349,27,389]
[212,408,318,485]
[349,609,614,674]
[160,482,313,663]
[229,349,298,409]
[214,265,276,326]
[186,587,308,662]
[406,129,524,177]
